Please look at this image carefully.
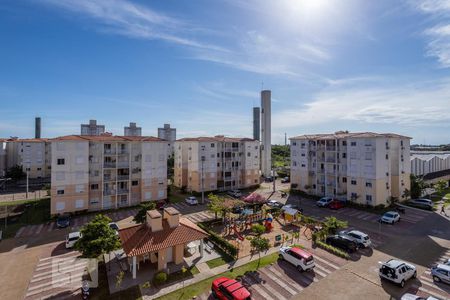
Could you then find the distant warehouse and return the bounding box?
[410,151,450,181]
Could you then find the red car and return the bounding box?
[211,277,251,300]
[329,200,344,210]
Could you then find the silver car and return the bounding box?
[431,264,450,284]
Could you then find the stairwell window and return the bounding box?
[57,158,65,165]
[351,180,357,185]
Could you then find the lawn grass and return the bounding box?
[155,252,279,300]
[205,256,233,269]
[168,193,185,204]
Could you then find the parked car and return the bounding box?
[156,200,168,210]
[185,196,198,205]
[379,259,416,287]
[445,258,450,266]
[227,190,242,198]
[339,230,372,248]
[264,176,274,182]
[380,211,401,224]
[325,235,358,253]
[408,198,433,210]
[109,222,119,235]
[211,277,251,300]
[267,200,284,208]
[279,246,315,272]
[65,231,82,249]
[281,204,303,213]
[56,214,71,228]
[400,293,439,300]
[431,264,450,284]
[329,200,344,210]
[316,197,333,207]
[281,177,290,183]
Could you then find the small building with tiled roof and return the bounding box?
[118,207,208,278]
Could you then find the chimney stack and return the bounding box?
[35,117,41,139]
[146,210,163,232]
[163,207,180,228]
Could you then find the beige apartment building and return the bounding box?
[174,136,260,192]
[0,139,7,177]
[50,135,167,215]
[290,132,411,206]
[5,138,52,179]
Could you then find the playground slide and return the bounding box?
[233,224,244,241]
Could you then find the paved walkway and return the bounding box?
[142,247,282,299]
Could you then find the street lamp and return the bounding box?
[201,146,205,204]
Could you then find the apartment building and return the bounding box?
[158,124,176,157]
[290,132,411,206]
[81,119,105,136]
[174,136,260,192]
[50,135,167,215]
[5,138,52,179]
[124,122,142,136]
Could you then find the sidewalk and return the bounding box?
[142,246,281,299]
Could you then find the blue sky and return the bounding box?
[1,0,450,144]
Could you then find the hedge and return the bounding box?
[198,223,238,258]
[315,240,350,259]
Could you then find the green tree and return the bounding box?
[133,202,157,224]
[251,224,266,236]
[5,165,25,181]
[250,236,270,267]
[207,193,223,219]
[323,216,348,235]
[434,180,447,197]
[402,188,410,200]
[387,196,399,207]
[75,214,121,258]
[410,174,425,199]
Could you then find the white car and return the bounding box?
[267,200,283,208]
[445,258,450,266]
[109,222,119,236]
[401,293,439,300]
[316,197,333,207]
[279,246,315,272]
[185,196,198,205]
[339,230,372,248]
[380,211,400,224]
[379,259,416,287]
[65,231,81,249]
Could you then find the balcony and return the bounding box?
[118,149,128,155]
[117,189,129,195]
[308,171,315,176]
[326,170,336,175]
[117,161,129,168]
[103,189,116,196]
[103,175,116,181]
[326,158,336,163]
[103,162,116,168]
[104,149,116,155]
[117,174,130,181]
[326,146,337,151]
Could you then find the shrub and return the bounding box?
[153,272,168,285]
[316,241,350,259]
[251,224,266,236]
[198,223,238,258]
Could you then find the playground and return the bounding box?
[207,192,321,258]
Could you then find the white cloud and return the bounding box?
[273,78,450,128]
[40,0,227,52]
[413,0,450,67]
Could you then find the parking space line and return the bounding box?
[268,266,303,292]
[259,268,298,295]
[15,226,25,238]
[246,272,288,300]
[312,255,340,270]
[241,277,271,300]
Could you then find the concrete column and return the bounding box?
[132,256,137,279]
[200,239,204,257]
[157,249,166,271]
[174,245,184,264]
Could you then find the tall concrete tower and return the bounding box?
[253,107,260,141]
[35,117,41,139]
[261,90,272,177]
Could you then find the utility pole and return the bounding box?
[201,157,205,204]
[26,169,29,199]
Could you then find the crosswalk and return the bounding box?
[198,252,342,300]
[410,248,450,300]
[169,202,214,223]
[25,251,88,300]
[15,209,139,238]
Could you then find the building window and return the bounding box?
[247,152,251,157]
[366,195,372,202]
[342,153,347,158]
[75,199,84,209]
[342,177,347,183]
[37,167,42,171]
[385,154,389,160]
[301,153,305,157]
[351,192,357,199]
[55,171,65,181]
[293,161,297,167]
[211,143,215,148]
[132,180,138,186]
[145,192,152,200]
[56,202,65,211]
[301,164,306,167]
[91,184,99,190]
[57,189,64,195]
[76,184,84,193]
[350,141,356,146]
[351,180,357,185]
[365,182,372,188]
[400,140,403,146]
[342,141,347,146]
[292,142,297,146]
[57,158,65,165]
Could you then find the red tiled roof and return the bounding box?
[177,136,256,142]
[290,131,411,140]
[118,218,208,257]
[7,138,49,143]
[51,135,163,142]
